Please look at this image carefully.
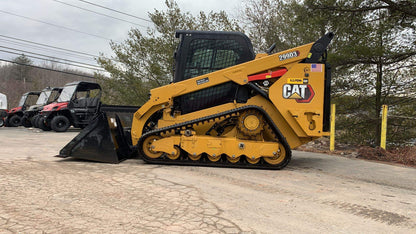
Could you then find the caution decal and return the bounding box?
[287,78,308,84]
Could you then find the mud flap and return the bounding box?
[57,105,139,163]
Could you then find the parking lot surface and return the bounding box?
[0,127,415,233]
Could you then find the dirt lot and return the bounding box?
[1,127,415,233]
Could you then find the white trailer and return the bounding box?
[0,93,7,127]
[0,93,7,110]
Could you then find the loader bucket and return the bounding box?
[57,105,139,163]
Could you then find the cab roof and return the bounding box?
[64,81,101,90]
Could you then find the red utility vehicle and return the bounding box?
[39,81,101,132]
[21,87,63,128]
[5,91,40,127]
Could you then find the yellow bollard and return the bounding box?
[380,105,388,149]
[330,104,336,151]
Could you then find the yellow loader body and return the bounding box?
[59,31,333,169]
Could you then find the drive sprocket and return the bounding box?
[237,109,264,137]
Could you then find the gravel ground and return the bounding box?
[0,127,415,233]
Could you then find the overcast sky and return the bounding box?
[0,0,242,74]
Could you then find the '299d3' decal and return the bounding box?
[282,84,315,103]
[279,51,299,61]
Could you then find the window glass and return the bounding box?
[213,50,238,68]
[47,89,61,103]
[25,94,39,106]
[57,85,77,102]
[89,89,100,98]
[36,91,51,105]
[183,39,241,80]
[18,95,27,106]
[75,91,88,99]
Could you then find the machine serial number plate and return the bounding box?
[196,77,209,85]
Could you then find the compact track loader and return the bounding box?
[59,30,334,169]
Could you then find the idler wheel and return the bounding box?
[264,144,286,165]
[142,135,163,159]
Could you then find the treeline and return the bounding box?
[0,55,96,108]
[97,0,415,147]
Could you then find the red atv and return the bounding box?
[39,81,101,132]
[5,91,41,127]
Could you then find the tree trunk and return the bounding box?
[374,17,384,147]
[374,60,382,146]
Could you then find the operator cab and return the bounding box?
[26,87,59,115]
[173,30,255,83]
[17,91,41,111]
[47,87,63,104]
[173,30,256,114]
[36,87,52,106]
[58,81,101,110]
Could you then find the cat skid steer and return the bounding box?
[58,30,334,169]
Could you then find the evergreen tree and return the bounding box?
[12,54,33,84]
[307,0,416,146]
[241,0,331,53]
[97,0,241,105]
[242,0,415,146]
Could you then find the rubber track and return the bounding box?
[137,105,292,170]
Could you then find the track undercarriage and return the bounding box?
[137,105,292,169]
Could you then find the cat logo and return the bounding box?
[282,84,315,103]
